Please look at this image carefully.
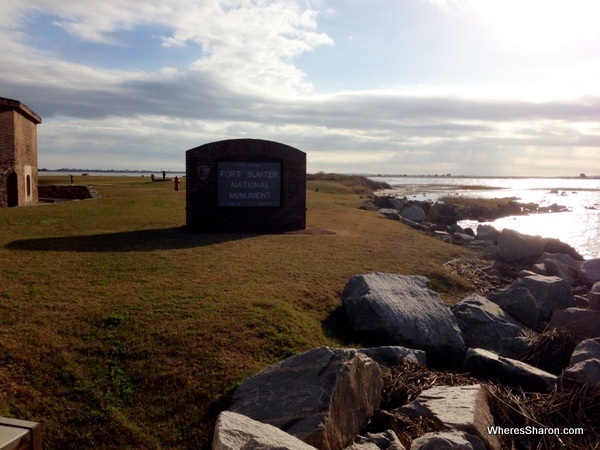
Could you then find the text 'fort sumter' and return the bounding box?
[217,162,282,207]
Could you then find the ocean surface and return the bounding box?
[40,171,186,178]
[370,177,600,259]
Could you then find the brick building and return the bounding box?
[0,97,42,207]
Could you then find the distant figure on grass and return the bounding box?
[162,171,166,180]
[174,176,180,191]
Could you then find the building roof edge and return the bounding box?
[0,97,42,124]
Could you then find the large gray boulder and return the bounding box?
[589,282,600,310]
[410,431,486,450]
[497,228,545,262]
[452,294,530,353]
[346,430,406,450]
[584,259,600,285]
[569,337,600,365]
[487,275,575,330]
[562,359,600,386]
[536,253,585,286]
[475,224,500,243]
[400,205,426,223]
[397,384,500,450]
[541,237,583,262]
[546,308,600,341]
[499,336,532,360]
[358,346,427,367]
[464,348,557,392]
[451,233,475,245]
[212,411,317,450]
[400,217,429,231]
[487,287,539,329]
[389,197,407,211]
[229,347,382,450]
[342,273,465,367]
[378,208,401,220]
[561,338,600,385]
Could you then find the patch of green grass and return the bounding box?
[439,196,519,208]
[307,172,391,195]
[0,175,474,449]
[39,218,61,226]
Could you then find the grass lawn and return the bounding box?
[0,175,474,449]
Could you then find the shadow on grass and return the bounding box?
[5,227,255,252]
[321,304,361,347]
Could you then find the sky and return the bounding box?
[1,0,599,176]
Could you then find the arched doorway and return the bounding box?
[7,172,18,207]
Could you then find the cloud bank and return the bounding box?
[1,0,599,175]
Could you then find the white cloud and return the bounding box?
[179,1,333,94]
[2,0,332,95]
[34,89,600,175]
[2,0,600,175]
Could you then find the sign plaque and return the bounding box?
[217,161,281,207]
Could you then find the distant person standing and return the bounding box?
[173,176,180,191]
[162,171,166,180]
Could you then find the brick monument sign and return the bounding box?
[186,139,306,232]
[0,97,42,208]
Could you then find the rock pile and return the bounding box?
[342,274,465,368]
[213,229,599,449]
[366,193,568,227]
[367,194,580,259]
[227,347,382,450]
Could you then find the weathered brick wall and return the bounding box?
[186,139,306,232]
[13,111,39,204]
[0,99,40,207]
[13,112,38,165]
[0,111,15,164]
[0,110,15,207]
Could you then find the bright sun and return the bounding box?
[470,0,600,51]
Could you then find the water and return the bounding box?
[370,176,600,259]
[39,171,186,178]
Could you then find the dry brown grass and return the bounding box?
[521,329,580,375]
[373,359,482,448]
[374,359,599,450]
[486,383,600,450]
[379,359,481,410]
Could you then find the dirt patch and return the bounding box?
[285,228,337,235]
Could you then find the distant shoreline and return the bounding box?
[370,174,600,180]
[39,169,599,179]
[39,168,181,174]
